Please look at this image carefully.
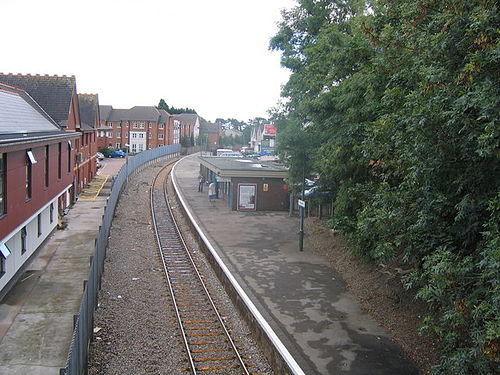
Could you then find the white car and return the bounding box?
[96,152,104,160]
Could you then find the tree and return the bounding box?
[157,99,197,114]
[271,0,499,373]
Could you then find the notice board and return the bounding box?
[238,183,256,211]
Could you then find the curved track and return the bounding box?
[150,165,251,375]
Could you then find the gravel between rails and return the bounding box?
[88,160,275,375]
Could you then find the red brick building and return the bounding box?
[200,119,221,153]
[98,106,201,152]
[0,83,79,295]
[0,74,98,196]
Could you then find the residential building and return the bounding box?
[199,119,221,153]
[0,73,98,196]
[250,123,277,155]
[98,106,200,151]
[0,83,79,296]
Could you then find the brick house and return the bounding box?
[199,119,221,153]
[77,94,99,189]
[0,83,79,296]
[98,106,200,152]
[171,113,200,145]
[0,73,98,197]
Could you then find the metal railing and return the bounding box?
[60,144,181,375]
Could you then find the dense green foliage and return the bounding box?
[271,0,499,373]
[157,98,197,114]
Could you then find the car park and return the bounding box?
[108,150,126,158]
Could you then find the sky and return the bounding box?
[1,0,296,123]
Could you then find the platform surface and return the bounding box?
[172,153,418,375]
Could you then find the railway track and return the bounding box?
[150,165,252,375]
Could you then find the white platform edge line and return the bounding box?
[171,157,306,375]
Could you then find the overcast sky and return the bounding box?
[1,0,296,122]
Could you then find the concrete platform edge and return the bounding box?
[171,158,309,375]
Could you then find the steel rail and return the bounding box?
[150,165,250,375]
[150,166,197,374]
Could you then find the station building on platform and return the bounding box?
[198,156,289,211]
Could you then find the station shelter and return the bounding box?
[198,156,289,211]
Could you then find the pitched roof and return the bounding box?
[0,83,78,145]
[0,73,76,127]
[78,94,99,130]
[200,119,220,134]
[126,106,161,121]
[0,83,60,133]
[99,105,113,121]
[107,108,128,122]
[159,109,171,123]
[172,113,198,123]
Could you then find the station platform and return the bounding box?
[0,158,123,375]
[172,153,418,375]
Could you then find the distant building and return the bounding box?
[199,120,221,153]
[250,123,276,155]
[98,106,200,152]
[0,83,79,296]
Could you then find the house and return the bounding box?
[199,119,221,153]
[77,94,99,187]
[0,83,79,296]
[250,123,276,155]
[0,73,98,196]
[171,113,200,145]
[98,106,200,152]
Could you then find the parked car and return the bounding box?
[108,150,126,158]
[96,152,104,160]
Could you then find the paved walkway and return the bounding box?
[172,153,418,375]
[0,159,122,375]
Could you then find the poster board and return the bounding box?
[238,183,256,211]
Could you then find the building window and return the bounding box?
[158,134,164,140]
[106,131,112,137]
[138,133,144,139]
[58,143,62,179]
[158,144,163,147]
[21,227,27,255]
[149,133,152,139]
[44,145,49,188]
[37,213,42,237]
[149,122,152,128]
[26,150,37,200]
[50,203,54,223]
[0,153,5,215]
[159,123,164,129]
[116,133,121,138]
[125,133,128,138]
[0,243,10,278]
[117,123,121,128]
[68,141,73,173]
[107,122,112,127]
